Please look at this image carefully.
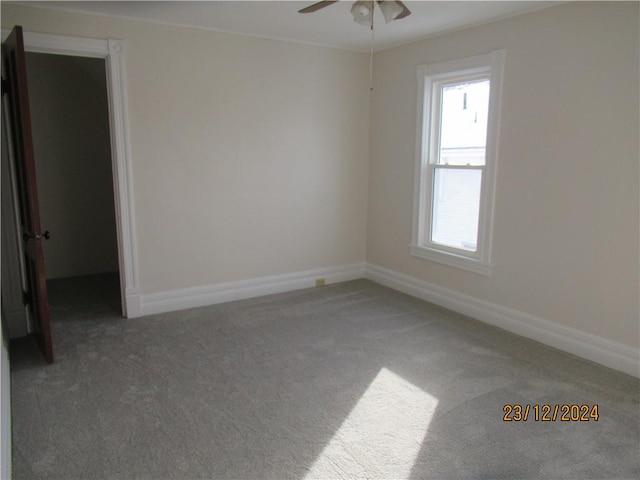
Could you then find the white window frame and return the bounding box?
[410,50,505,276]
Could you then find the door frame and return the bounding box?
[1,28,141,318]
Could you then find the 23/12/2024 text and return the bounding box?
[503,404,599,422]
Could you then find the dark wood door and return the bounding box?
[2,26,53,363]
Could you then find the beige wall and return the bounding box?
[3,2,638,350]
[368,1,639,348]
[27,52,119,279]
[2,4,370,293]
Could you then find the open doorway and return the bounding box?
[26,52,122,319]
[2,28,140,353]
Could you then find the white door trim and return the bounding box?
[1,28,141,317]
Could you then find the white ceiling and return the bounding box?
[14,1,564,52]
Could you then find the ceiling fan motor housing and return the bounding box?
[352,1,373,17]
[351,1,374,26]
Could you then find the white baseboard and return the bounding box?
[138,263,366,317]
[365,263,640,378]
[124,289,142,319]
[131,260,638,378]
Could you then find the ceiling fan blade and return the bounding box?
[298,1,340,14]
[395,1,411,19]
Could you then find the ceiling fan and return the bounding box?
[299,1,411,26]
[300,1,411,91]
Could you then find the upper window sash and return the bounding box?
[429,73,491,168]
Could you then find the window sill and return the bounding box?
[409,245,492,276]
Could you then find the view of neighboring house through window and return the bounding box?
[432,79,489,251]
[411,51,504,275]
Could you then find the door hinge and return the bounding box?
[1,78,9,96]
[22,290,31,306]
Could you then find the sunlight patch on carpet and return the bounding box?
[304,367,438,479]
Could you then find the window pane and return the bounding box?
[431,168,481,251]
[438,79,490,166]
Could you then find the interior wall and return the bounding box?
[368,1,639,348]
[2,4,370,294]
[26,52,118,279]
[5,3,636,353]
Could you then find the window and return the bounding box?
[411,50,505,275]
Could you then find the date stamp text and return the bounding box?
[503,404,599,422]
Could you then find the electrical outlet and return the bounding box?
[315,278,326,287]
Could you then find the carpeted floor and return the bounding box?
[10,274,640,479]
